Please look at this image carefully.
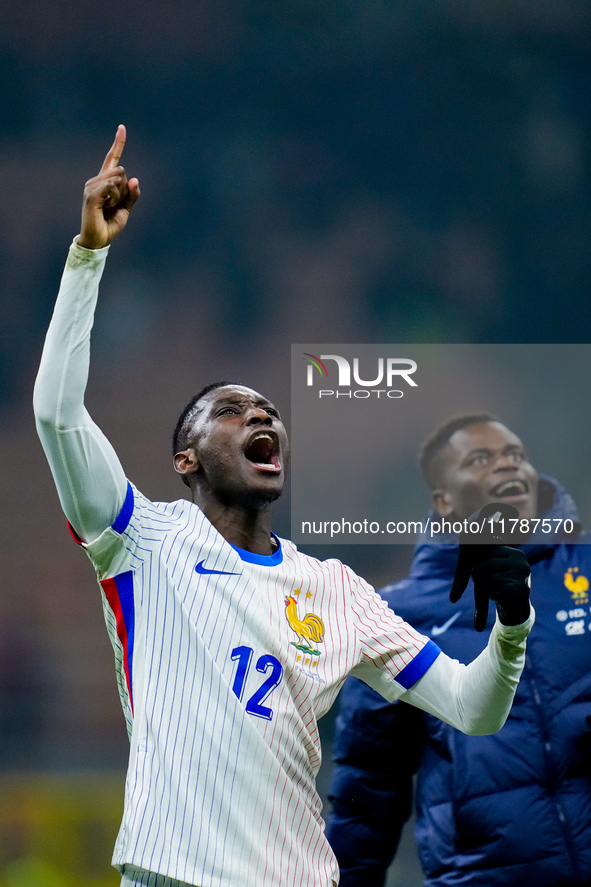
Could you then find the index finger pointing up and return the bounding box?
[99,124,127,173]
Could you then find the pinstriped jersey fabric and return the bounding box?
[121,867,195,886]
[80,482,434,887]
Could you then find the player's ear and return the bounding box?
[174,448,200,479]
[432,488,454,517]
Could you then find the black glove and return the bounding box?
[450,503,531,631]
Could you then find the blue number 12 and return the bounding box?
[230,646,283,720]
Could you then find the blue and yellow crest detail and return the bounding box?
[564,567,589,605]
[285,590,325,658]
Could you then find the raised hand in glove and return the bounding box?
[450,503,531,631]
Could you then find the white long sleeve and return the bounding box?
[402,608,535,734]
[33,240,128,542]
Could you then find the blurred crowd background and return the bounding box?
[0,1,589,884]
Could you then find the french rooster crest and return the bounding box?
[285,593,325,655]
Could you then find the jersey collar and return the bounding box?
[231,534,283,566]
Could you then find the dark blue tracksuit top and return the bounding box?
[326,476,591,886]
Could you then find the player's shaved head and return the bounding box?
[172,382,288,502]
[419,412,498,489]
[420,414,538,522]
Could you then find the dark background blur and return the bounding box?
[0,2,589,884]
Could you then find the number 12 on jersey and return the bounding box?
[230,646,283,721]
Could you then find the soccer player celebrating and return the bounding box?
[34,128,535,887]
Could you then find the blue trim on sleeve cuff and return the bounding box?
[231,534,283,565]
[112,481,134,535]
[396,639,441,689]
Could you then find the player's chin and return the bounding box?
[221,467,277,502]
[241,474,285,508]
[256,488,283,508]
[253,477,284,505]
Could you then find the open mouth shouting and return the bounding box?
[244,431,282,473]
[489,479,530,502]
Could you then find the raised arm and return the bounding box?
[405,544,533,734]
[349,550,533,736]
[33,127,141,542]
[402,610,534,735]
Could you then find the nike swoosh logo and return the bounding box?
[431,611,461,636]
[195,560,241,576]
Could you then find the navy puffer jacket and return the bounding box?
[327,477,591,886]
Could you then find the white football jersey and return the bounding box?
[75,481,439,887]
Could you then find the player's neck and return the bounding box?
[197,498,276,555]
